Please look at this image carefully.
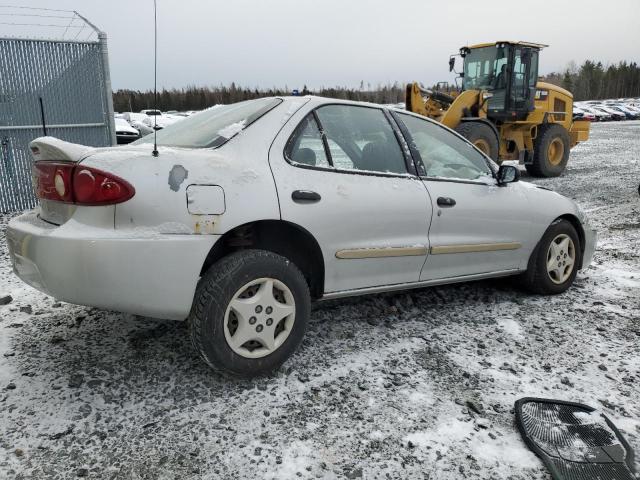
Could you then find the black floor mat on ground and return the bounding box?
[515,397,636,480]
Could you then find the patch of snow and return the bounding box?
[404,417,475,450]
[470,430,540,470]
[405,417,539,471]
[232,169,260,185]
[601,267,640,288]
[52,218,194,238]
[30,136,95,162]
[281,100,304,124]
[217,120,246,139]
[336,185,349,198]
[573,410,595,423]
[262,440,316,480]
[497,317,523,339]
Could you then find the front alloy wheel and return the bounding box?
[546,234,576,284]
[519,219,582,295]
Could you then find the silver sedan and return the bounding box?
[6,96,596,376]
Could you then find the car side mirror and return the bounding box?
[449,56,456,72]
[497,165,520,185]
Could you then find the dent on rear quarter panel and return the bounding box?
[168,165,189,192]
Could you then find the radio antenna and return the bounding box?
[152,0,159,157]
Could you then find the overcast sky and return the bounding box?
[2,0,639,91]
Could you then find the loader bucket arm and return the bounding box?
[438,90,482,129]
[405,82,430,117]
[405,82,456,120]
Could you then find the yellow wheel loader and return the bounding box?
[406,41,590,177]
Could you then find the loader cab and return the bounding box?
[460,42,542,122]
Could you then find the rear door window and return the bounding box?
[316,105,407,174]
[284,115,330,168]
[286,105,409,175]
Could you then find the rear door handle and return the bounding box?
[292,190,321,203]
[437,197,456,207]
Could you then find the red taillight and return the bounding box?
[33,162,135,206]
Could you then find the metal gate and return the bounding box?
[0,10,116,212]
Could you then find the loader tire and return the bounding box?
[526,124,570,177]
[455,122,499,161]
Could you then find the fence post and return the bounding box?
[98,31,116,146]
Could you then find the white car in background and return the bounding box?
[572,106,595,122]
[593,105,625,121]
[578,105,610,121]
[142,113,183,130]
[6,97,596,376]
[114,117,140,144]
[119,112,154,137]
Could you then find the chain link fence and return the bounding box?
[0,8,115,212]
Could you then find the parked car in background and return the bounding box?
[6,96,597,376]
[576,105,609,121]
[626,104,640,114]
[610,104,639,119]
[118,112,154,137]
[140,109,162,116]
[114,117,140,144]
[572,107,595,122]
[142,114,182,130]
[592,105,625,121]
[130,120,154,137]
[585,106,612,121]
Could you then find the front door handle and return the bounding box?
[437,197,456,207]
[292,190,321,203]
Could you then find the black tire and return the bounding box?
[189,249,310,377]
[455,122,499,161]
[526,124,570,177]
[519,219,582,295]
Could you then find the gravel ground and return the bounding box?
[0,121,639,479]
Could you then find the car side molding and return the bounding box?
[430,242,522,255]
[335,246,428,259]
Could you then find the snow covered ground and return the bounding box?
[0,121,639,479]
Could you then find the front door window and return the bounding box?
[397,113,494,182]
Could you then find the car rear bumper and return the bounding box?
[6,211,218,320]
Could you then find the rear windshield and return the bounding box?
[134,97,282,148]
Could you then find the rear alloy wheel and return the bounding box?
[189,250,310,376]
[519,219,582,295]
[454,122,499,161]
[224,277,296,359]
[526,124,570,177]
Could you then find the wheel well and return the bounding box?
[200,220,325,299]
[556,214,586,268]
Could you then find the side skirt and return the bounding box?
[320,268,523,301]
